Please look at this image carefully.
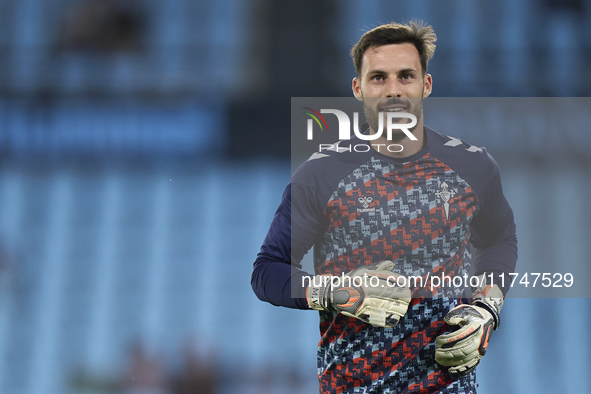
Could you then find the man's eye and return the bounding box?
[401,74,412,80]
[371,75,384,81]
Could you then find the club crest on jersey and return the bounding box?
[357,196,375,213]
[435,182,456,221]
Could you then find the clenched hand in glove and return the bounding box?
[306,261,411,328]
[435,276,504,380]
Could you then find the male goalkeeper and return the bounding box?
[251,20,517,393]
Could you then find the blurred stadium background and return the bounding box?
[0,0,590,393]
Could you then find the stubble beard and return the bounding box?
[362,94,424,143]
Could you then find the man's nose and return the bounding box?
[385,80,403,97]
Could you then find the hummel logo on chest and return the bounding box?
[358,197,373,208]
[357,197,375,213]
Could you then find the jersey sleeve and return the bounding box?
[469,158,517,295]
[251,182,329,310]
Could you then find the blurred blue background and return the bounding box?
[0,0,590,393]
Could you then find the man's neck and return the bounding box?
[368,122,426,158]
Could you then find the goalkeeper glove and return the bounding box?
[306,260,411,327]
[435,277,504,380]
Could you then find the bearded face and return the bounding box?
[362,96,424,141]
[352,43,432,143]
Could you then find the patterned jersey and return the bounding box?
[252,127,517,393]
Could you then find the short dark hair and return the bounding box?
[350,20,437,77]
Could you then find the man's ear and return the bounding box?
[423,74,433,97]
[352,77,363,101]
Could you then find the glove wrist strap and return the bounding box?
[306,276,333,311]
[471,275,504,330]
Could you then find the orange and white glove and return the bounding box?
[435,276,504,380]
[306,261,411,328]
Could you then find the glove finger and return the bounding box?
[349,303,407,328]
[374,260,394,272]
[436,322,481,348]
[443,305,485,326]
[340,310,370,324]
[435,324,482,366]
[359,304,397,328]
[435,341,480,366]
[448,359,480,380]
[385,313,401,327]
[341,307,386,327]
[362,295,410,319]
[367,285,411,302]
